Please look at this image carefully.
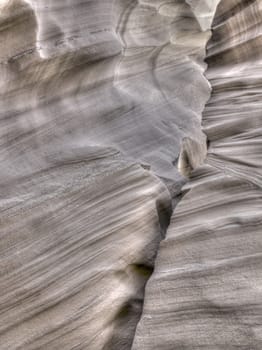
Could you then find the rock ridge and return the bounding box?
[132,1,262,349]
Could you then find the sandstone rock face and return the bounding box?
[0,0,261,349]
[132,1,262,349]
[0,0,218,348]
[0,0,218,188]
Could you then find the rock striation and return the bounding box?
[132,1,262,349]
[0,0,261,349]
[0,0,219,348]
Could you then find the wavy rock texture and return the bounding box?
[132,1,262,349]
[0,1,220,349]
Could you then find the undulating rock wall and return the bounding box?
[132,1,262,349]
[0,1,219,349]
[0,0,261,349]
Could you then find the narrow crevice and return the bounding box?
[104,180,174,349]
[103,263,154,350]
[129,4,223,350]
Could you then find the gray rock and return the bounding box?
[132,1,262,349]
[1,0,261,349]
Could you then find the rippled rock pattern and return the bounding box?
[133,1,262,349]
[0,0,219,349]
[0,0,261,349]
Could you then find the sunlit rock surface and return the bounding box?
[132,1,262,349]
[1,0,261,349]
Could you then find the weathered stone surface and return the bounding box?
[132,1,262,349]
[0,0,218,349]
[1,0,261,349]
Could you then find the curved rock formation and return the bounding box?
[0,0,261,349]
[132,1,262,349]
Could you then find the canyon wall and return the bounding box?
[132,1,262,349]
[0,0,261,349]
